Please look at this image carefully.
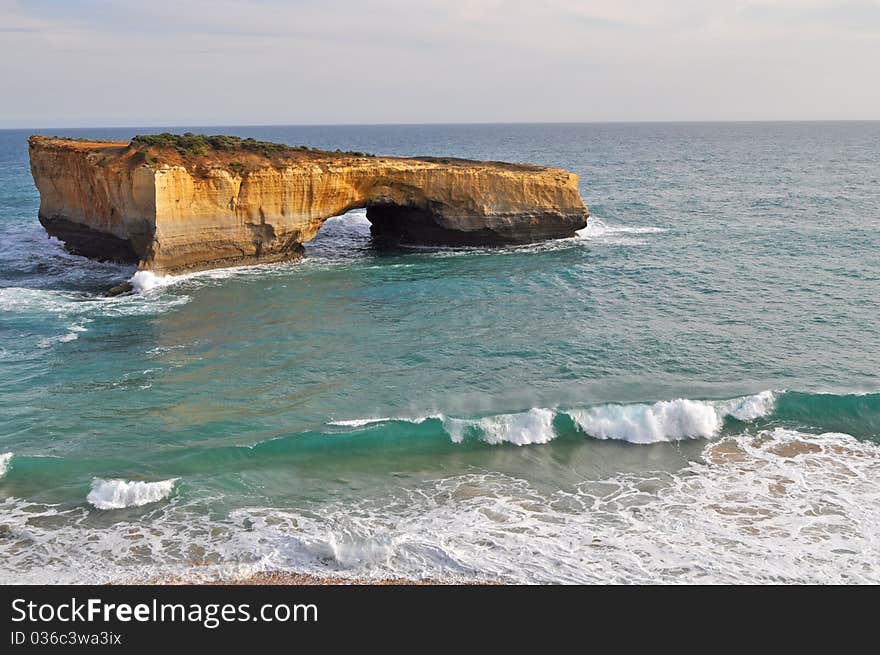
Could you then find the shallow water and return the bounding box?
[1,123,879,583]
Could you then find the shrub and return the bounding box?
[131,133,378,159]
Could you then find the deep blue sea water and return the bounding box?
[1,123,879,583]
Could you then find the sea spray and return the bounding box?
[129,270,163,293]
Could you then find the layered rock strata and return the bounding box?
[29,135,589,273]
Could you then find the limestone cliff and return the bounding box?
[29,134,589,274]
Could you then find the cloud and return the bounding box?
[1,0,878,126]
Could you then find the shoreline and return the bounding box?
[153,572,498,586]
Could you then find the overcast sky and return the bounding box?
[2,0,879,127]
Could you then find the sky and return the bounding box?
[2,0,879,127]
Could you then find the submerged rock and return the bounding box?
[28,134,589,274]
[106,282,134,297]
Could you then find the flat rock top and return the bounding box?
[30,135,129,153]
[28,134,552,175]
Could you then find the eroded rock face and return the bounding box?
[28,136,589,274]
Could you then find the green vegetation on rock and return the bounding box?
[131,132,375,159]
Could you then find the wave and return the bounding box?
[773,391,880,438]
[327,417,396,428]
[577,218,667,237]
[0,452,11,478]
[129,270,164,293]
[127,255,313,295]
[328,391,778,446]
[327,411,560,446]
[3,427,879,584]
[443,408,556,445]
[87,478,178,510]
[225,428,880,584]
[568,391,777,444]
[325,389,880,448]
[576,218,667,245]
[37,322,89,348]
[0,286,91,314]
[0,285,189,320]
[7,214,665,304]
[717,389,777,421]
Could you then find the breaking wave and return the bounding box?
[328,391,779,446]
[568,391,777,444]
[129,270,164,293]
[224,428,880,584]
[3,428,878,584]
[443,408,556,445]
[576,217,668,245]
[327,417,395,428]
[0,452,11,478]
[0,285,189,321]
[87,478,178,510]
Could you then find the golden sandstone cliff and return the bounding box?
[28,134,589,274]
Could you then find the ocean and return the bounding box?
[1,122,878,584]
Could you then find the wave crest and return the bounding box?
[568,391,777,444]
[569,398,722,444]
[87,478,177,510]
[0,453,11,478]
[443,408,556,445]
[328,391,778,446]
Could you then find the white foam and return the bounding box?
[3,428,879,584]
[128,258,306,294]
[1,284,189,324]
[718,390,777,421]
[328,417,393,427]
[569,391,776,443]
[87,478,177,510]
[570,398,722,443]
[443,408,556,445]
[219,428,880,584]
[131,267,229,293]
[0,287,85,314]
[327,393,775,446]
[129,270,165,293]
[0,453,11,478]
[328,409,557,446]
[576,217,667,242]
[37,322,89,348]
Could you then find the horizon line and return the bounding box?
[3,118,880,132]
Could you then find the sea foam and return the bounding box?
[224,428,880,585]
[3,427,879,585]
[87,478,177,510]
[576,217,667,244]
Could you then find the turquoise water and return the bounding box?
[1,123,879,583]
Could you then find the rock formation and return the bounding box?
[28,134,589,274]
